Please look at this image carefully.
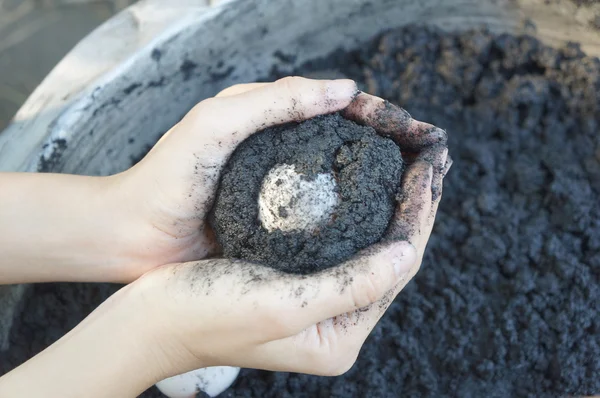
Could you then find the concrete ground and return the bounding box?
[0,0,137,131]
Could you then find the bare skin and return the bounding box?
[0,77,450,397]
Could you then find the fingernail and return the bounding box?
[390,243,417,281]
[327,79,358,99]
[426,162,434,186]
[431,146,448,171]
[443,155,453,177]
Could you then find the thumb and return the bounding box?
[176,77,358,161]
[272,241,418,335]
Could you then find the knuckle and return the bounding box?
[189,96,221,118]
[274,76,312,120]
[217,83,245,97]
[277,76,307,92]
[277,76,313,102]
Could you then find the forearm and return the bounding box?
[0,172,133,283]
[0,283,164,398]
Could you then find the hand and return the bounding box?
[105,77,360,281]
[0,78,357,285]
[129,90,451,379]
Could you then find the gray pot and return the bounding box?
[0,0,598,370]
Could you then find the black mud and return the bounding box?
[2,26,599,398]
[236,26,600,397]
[212,113,403,274]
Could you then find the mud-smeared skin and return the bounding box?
[212,113,403,274]
[2,26,599,398]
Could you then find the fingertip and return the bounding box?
[430,127,448,145]
[404,160,434,186]
[443,155,453,177]
[342,91,385,121]
[325,79,359,107]
[381,241,417,282]
[391,240,418,261]
[417,144,447,170]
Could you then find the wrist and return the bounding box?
[0,283,166,398]
[36,173,146,282]
[0,172,141,284]
[131,269,211,377]
[51,171,183,283]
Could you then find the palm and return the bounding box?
[145,176,220,265]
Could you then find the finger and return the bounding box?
[246,272,414,376]
[242,317,362,376]
[426,153,449,240]
[417,144,448,202]
[215,82,270,98]
[160,240,415,337]
[269,241,417,334]
[358,152,447,329]
[431,153,452,221]
[342,92,447,151]
[384,161,434,247]
[443,154,453,178]
[178,77,359,158]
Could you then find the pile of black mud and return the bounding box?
[212,113,403,274]
[1,26,599,398]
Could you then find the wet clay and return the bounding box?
[212,113,403,274]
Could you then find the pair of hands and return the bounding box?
[120,78,450,379]
[0,77,450,398]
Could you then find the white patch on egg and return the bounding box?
[155,366,240,398]
[258,164,339,232]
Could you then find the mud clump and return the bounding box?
[212,113,403,274]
